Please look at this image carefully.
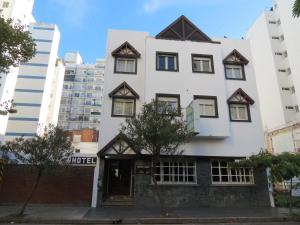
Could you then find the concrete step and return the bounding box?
[103,195,135,206]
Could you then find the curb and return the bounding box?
[0,216,296,224]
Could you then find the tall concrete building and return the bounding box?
[3,23,64,141]
[0,0,35,23]
[92,16,270,208]
[247,0,300,154]
[58,52,105,131]
[0,0,36,139]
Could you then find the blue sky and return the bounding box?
[33,0,273,63]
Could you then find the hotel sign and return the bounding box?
[71,156,97,165]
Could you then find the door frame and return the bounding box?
[103,158,134,198]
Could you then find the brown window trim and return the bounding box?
[191,54,215,74]
[111,96,137,118]
[114,57,137,75]
[156,93,181,116]
[224,63,246,81]
[156,52,179,72]
[193,95,219,118]
[228,103,251,122]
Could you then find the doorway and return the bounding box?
[106,159,133,196]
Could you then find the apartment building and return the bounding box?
[247,0,300,154]
[3,23,64,141]
[58,52,105,131]
[0,0,35,24]
[91,16,270,208]
[0,0,35,140]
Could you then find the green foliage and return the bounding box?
[0,124,74,169]
[233,151,300,183]
[275,193,300,208]
[120,100,193,157]
[0,18,36,74]
[293,0,300,17]
[0,100,17,115]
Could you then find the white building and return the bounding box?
[92,16,270,208]
[3,22,64,141]
[58,52,105,131]
[247,0,300,154]
[0,0,35,141]
[0,0,35,24]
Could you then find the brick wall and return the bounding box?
[0,164,94,205]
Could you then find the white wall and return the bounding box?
[99,30,265,158]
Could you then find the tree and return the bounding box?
[0,18,36,74]
[0,125,74,216]
[0,100,17,115]
[120,100,193,215]
[293,0,300,17]
[233,151,300,214]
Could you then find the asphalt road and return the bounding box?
[1,223,300,225]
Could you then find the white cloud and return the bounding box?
[143,0,247,13]
[49,0,91,27]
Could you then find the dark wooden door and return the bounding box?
[108,159,132,196]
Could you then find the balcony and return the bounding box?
[186,100,230,138]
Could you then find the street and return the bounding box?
[0,223,300,225]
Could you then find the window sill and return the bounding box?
[211,183,255,187]
[150,183,198,187]
[114,71,137,75]
[192,71,215,74]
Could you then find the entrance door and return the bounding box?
[107,159,132,196]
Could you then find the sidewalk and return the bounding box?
[0,205,297,224]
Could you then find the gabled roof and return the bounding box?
[97,133,138,156]
[227,88,255,105]
[156,15,219,43]
[223,49,249,65]
[111,41,141,58]
[109,82,139,99]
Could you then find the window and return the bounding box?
[194,95,218,118]
[112,98,135,117]
[156,52,178,71]
[229,104,250,121]
[156,94,180,115]
[211,160,254,185]
[115,57,137,74]
[109,82,139,117]
[154,160,196,184]
[192,54,214,73]
[225,64,245,80]
[112,42,140,74]
[223,50,248,80]
[2,2,9,8]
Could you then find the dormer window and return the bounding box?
[112,42,141,74]
[223,50,249,80]
[227,88,255,122]
[109,82,139,117]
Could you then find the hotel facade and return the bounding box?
[92,16,270,208]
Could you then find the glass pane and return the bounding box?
[221,168,228,175]
[221,176,229,182]
[124,101,133,116]
[226,68,233,78]
[202,60,211,72]
[234,68,242,78]
[193,60,201,71]
[238,106,247,120]
[212,176,220,182]
[126,60,135,73]
[212,168,219,175]
[114,101,123,115]
[159,56,165,70]
[211,161,219,167]
[116,59,125,72]
[168,56,175,70]
[230,106,238,120]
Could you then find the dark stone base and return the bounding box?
[98,157,271,208]
[133,158,270,208]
